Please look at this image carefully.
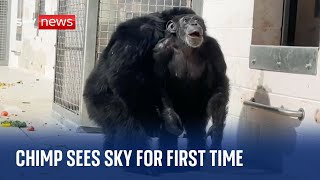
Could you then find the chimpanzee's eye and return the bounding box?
[183,18,188,23]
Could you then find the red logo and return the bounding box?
[38,15,76,30]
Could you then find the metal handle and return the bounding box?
[243,100,305,120]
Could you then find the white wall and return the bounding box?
[202,0,320,146]
[9,0,57,79]
[8,0,18,67]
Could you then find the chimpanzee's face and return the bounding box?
[167,14,206,48]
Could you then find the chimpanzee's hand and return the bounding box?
[207,125,222,150]
[162,108,184,136]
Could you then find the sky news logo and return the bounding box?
[38,15,76,30]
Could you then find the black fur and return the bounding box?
[153,15,229,150]
[83,8,196,151]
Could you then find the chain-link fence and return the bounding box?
[96,0,192,59]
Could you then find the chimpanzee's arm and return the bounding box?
[153,37,175,110]
[202,37,230,149]
[153,38,183,136]
[153,38,175,78]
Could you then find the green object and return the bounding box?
[1,120,12,124]
[11,121,27,128]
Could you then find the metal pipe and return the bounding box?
[243,101,305,120]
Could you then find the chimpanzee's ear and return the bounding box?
[166,20,176,33]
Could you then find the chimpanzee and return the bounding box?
[153,14,229,150]
[83,8,196,151]
[84,7,229,154]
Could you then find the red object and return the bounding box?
[27,126,35,131]
[38,15,76,30]
[1,111,8,116]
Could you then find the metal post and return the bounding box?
[80,0,99,126]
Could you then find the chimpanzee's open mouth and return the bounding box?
[188,31,201,38]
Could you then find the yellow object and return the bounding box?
[1,122,11,127]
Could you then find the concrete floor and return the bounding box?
[0,66,104,142]
[0,66,55,127]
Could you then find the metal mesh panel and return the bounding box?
[0,0,9,65]
[96,0,192,58]
[40,0,46,14]
[54,0,87,114]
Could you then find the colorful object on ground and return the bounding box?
[0,120,27,128]
[1,121,11,127]
[1,111,9,117]
[11,121,27,128]
[27,126,35,131]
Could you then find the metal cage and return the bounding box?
[53,0,202,127]
[53,0,87,117]
[0,0,11,66]
[96,0,193,58]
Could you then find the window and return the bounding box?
[250,0,319,75]
[252,0,320,47]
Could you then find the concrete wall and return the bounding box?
[202,0,320,148]
[8,0,57,79]
[8,0,18,67]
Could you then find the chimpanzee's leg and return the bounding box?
[185,116,207,150]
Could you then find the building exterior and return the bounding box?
[1,0,320,162]
[7,0,57,78]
